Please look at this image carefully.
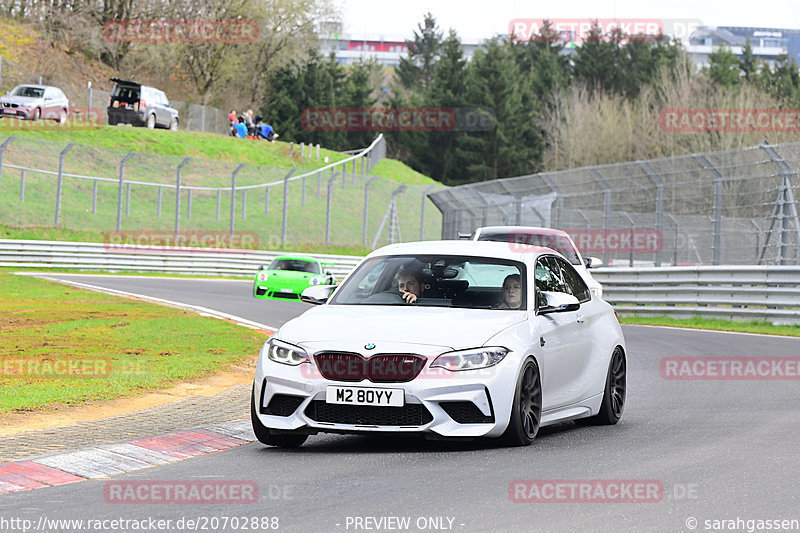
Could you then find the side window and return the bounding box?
[555,257,591,303]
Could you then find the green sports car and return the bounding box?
[253,256,335,300]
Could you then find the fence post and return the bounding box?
[0,135,17,192]
[362,176,379,246]
[242,190,247,219]
[116,152,135,231]
[638,161,664,267]
[589,168,613,265]
[157,187,163,218]
[342,163,346,188]
[693,155,724,266]
[54,142,76,225]
[352,158,357,185]
[91,180,97,214]
[216,190,221,221]
[318,169,324,200]
[301,175,306,206]
[316,144,320,159]
[20,170,25,203]
[125,183,131,217]
[187,189,192,220]
[420,184,436,241]
[174,157,190,240]
[326,171,339,245]
[758,142,800,266]
[230,163,245,238]
[282,168,297,244]
[265,186,270,214]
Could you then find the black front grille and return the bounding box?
[305,400,433,426]
[262,394,305,417]
[439,401,494,424]
[270,292,300,300]
[314,352,427,383]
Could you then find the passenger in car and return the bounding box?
[398,269,425,304]
[494,274,522,309]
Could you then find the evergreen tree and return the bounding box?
[708,45,742,87]
[395,12,444,91]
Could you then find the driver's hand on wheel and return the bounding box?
[400,290,418,304]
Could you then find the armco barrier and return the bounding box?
[0,240,363,280]
[592,265,800,325]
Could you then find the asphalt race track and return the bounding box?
[2,274,799,533]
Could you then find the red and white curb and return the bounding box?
[0,419,256,494]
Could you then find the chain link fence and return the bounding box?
[430,142,800,266]
[0,134,445,249]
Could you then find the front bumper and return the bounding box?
[253,281,305,300]
[1,107,34,119]
[252,348,519,439]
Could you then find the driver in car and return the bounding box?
[398,269,425,304]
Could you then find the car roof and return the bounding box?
[475,226,571,237]
[110,78,141,87]
[271,255,319,262]
[13,84,58,90]
[367,240,557,262]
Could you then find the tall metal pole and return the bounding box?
[54,143,76,225]
[116,152,135,231]
[229,163,245,238]
[174,157,191,241]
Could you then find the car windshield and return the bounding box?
[476,232,582,265]
[11,86,44,98]
[268,259,320,273]
[329,254,526,309]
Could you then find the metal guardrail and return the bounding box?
[0,240,363,280]
[592,266,800,325]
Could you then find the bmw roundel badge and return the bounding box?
[365,343,376,350]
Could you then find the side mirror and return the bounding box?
[300,285,336,305]
[538,291,580,314]
[584,256,603,269]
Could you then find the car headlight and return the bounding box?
[267,339,309,366]
[430,346,508,371]
[257,272,268,282]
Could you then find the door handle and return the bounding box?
[576,314,586,324]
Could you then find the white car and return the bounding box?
[251,240,626,448]
[470,226,604,299]
[0,84,69,123]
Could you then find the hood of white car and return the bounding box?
[277,304,528,352]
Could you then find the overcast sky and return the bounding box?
[338,0,800,41]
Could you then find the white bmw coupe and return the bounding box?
[251,240,626,447]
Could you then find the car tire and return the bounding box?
[577,346,626,426]
[499,357,541,446]
[169,117,178,131]
[109,116,117,126]
[32,108,41,121]
[58,109,67,124]
[251,390,308,448]
[146,114,156,129]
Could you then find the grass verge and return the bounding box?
[619,315,800,337]
[0,271,267,413]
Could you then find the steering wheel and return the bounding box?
[362,291,405,304]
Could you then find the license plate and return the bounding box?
[279,288,294,293]
[326,386,404,407]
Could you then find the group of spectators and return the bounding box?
[228,108,278,141]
